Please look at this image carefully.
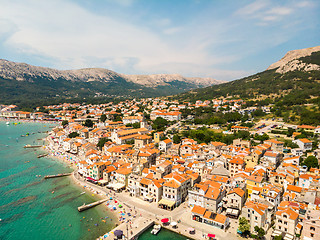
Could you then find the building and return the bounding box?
[191,205,230,230]
[159,139,173,152]
[241,201,269,233]
[293,138,312,152]
[224,188,246,218]
[301,209,320,240]
[274,208,299,239]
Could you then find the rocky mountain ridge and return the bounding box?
[0,59,221,88]
[267,46,320,74]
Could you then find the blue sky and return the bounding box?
[0,0,319,80]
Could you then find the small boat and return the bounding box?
[151,225,161,235]
[80,192,85,195]
[6,122,9,125]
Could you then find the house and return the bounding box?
[273,208,299,239]
[224,188,246,218]
[191,205,230,230]
[241,201,270,233]
[158,173,191,210]
[228,158,245,177]
[188,181,226,213]
[115,167,132,187]
[246,175,264,199]
[301,209,320,240]
[293,138,312,152]
[265,139,284,153]
[159,139,173,152]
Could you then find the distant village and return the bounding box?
[1,97,320,240]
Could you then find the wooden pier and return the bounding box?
[78,199,108,212]
[44,173,71,179]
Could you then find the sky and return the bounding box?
[0,0,319,81]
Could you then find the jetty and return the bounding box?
[24,144,42,148]
[78,199,108,212]
[37,153,48,158]
[44,173,71,179]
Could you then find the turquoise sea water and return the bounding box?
[138,225,189,240]
[0,121,115,240]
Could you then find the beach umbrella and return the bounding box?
[170,222,177,226]
[208,234,216,238]
[161,218,169,223]
[114,230,123,237]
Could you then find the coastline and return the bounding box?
[42,132,125,230]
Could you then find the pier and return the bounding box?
[98,217,154,240]
[24,144,42,148]
[78,199,108,212]
[44,173,71,179]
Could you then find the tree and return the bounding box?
[274,236,283,240]
[254,226,265,239]
[173,134,181,144]
[152,117,168,131]
[68,132,79,138]
[132,122,140,129]
[100,114,107,123]
[238,217,250,236]
[302,156,319,170]
[83,119,94,128]
[97,138,110,150]
[62,120,68,128]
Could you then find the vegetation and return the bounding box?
[238,217,250,236]
[62,120,68,127]
[181,127,250,144]
[100,114,107,122]
[97,137,111,150]
[301,156,319,170]
[68,132,79,138]
[152,117,169,132]
[83,119,94,128]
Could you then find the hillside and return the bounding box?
[177,46,320,106]
[0,59,223,107]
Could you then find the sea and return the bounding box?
[0,121,115,240]
[137,225,188,240]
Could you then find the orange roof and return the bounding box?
[164,179,180,188]
[287,184,302,193]
[191,205,206,216]
[298,138,312,143]
[116,167,132,175]
[228,188,245,197]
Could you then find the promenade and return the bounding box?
[72,171,239,240]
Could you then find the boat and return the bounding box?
[37,153,48,158]
[80,192,86,195]
[6,122,9,125]
[151,224,161,235]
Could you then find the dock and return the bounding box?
[78,199,108,212]
[44,173,71,179]
[97,217,154,240]
[24,144,42,148]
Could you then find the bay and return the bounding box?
[0,121,115,240]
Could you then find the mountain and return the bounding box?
[177,46,320,105]
[0,59,223,106]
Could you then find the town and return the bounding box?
[1,97,320,240]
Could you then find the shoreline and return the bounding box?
[42,132,128,232]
